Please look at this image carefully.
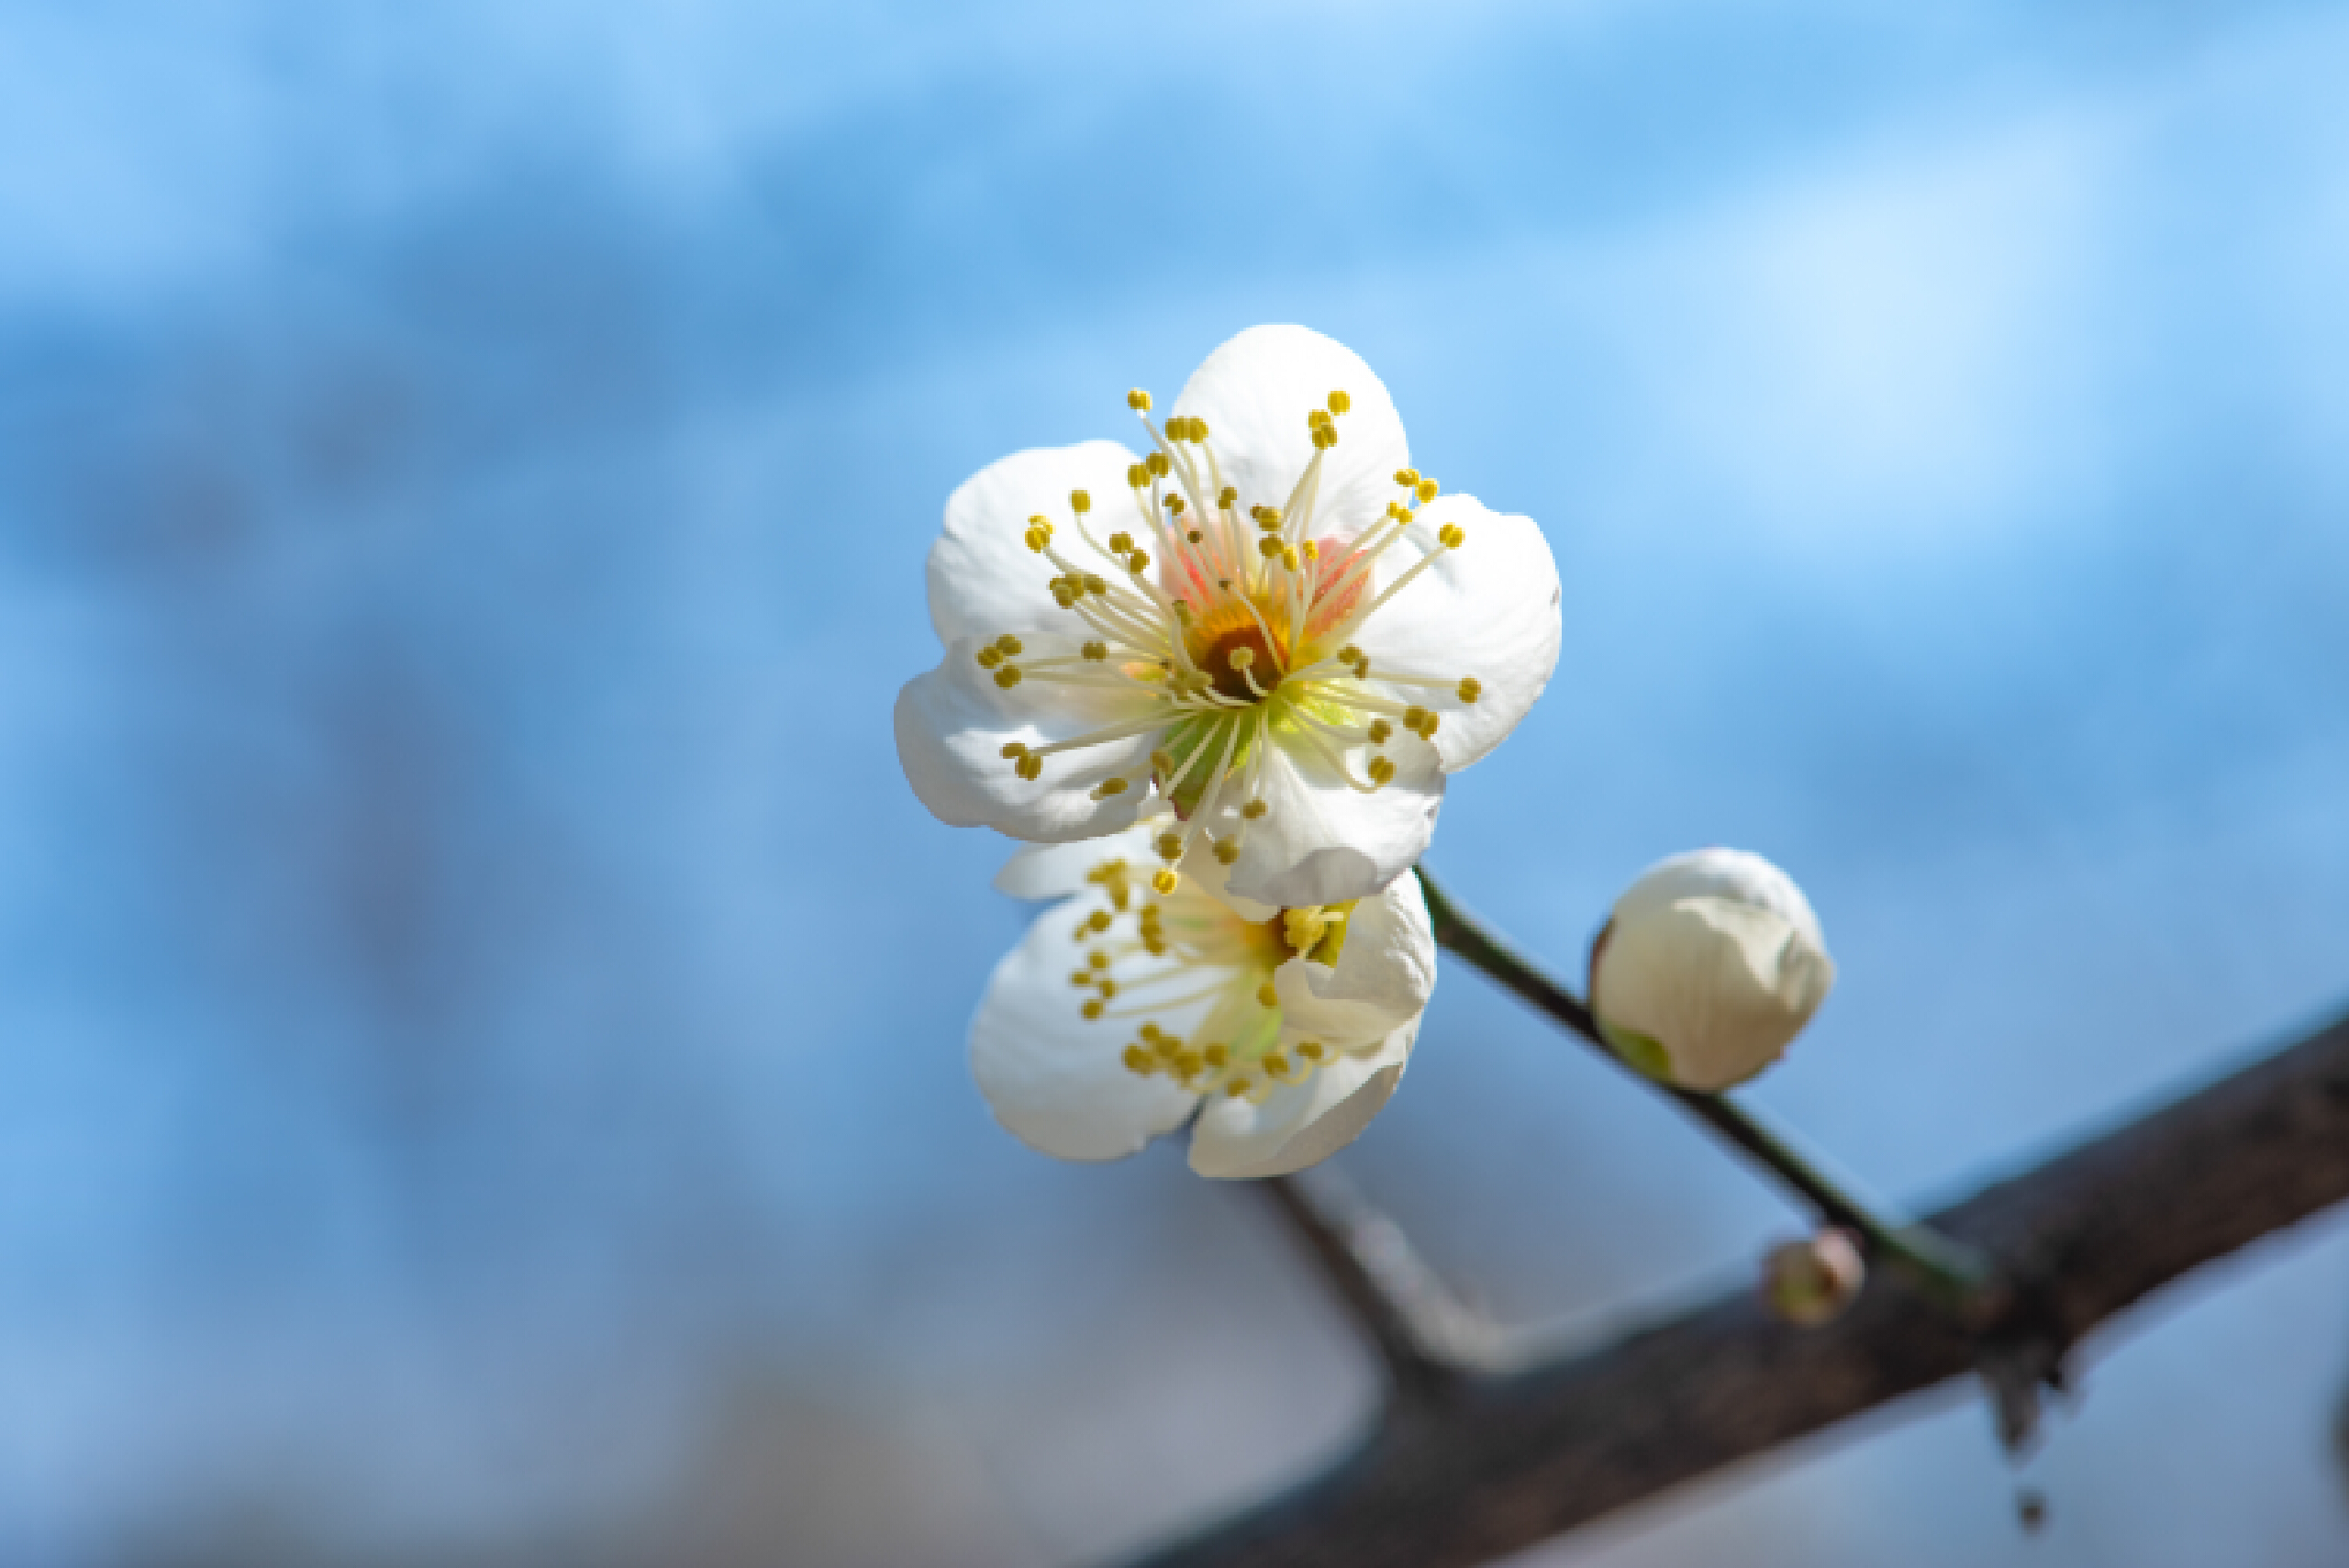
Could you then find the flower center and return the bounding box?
[985,385,1487,890]
[1063,854,1355,1104]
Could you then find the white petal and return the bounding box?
[929,440,1141,647]
[1171,326,1408,545]
[996,820,1166,900]
[896,642,1160,841]
[969,895,1201,1162]
[1610,848,1825,950]
[1594,897,1835,1091]
[1186,1025,1415,1180]
[1304,871,1438,1019]
[1356,495,1562,773]
[1213,728,1443,907]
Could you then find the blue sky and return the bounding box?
[2,3,2347,1564]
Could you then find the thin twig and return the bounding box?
[1414,866,1998,1315]
[1256,1167,1499,1410]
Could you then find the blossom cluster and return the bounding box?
[894,326,1836,1178]
[896,326,1561,1175]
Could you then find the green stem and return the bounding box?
[1415,866,1999,1317]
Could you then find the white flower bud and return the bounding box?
[1761,1228,1866,1326]
[1588,848,1834,1091]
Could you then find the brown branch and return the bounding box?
[1256,1168,1503,1410]
[1125,1005,2349,1568]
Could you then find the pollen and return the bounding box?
[1438,523,1465,549]
[1327,390,1351,414]
[1071,490,1091,513]
[994,667,1022,689]
[1128,389,1152,411]
[1458,677,1483,703]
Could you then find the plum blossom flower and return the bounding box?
[1588,848,1836,1092]
[970,821,1436,1179]
[896,325,1562,908]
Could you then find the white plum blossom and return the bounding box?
[970,821,1436,1180]
[896,325,1562,908]
[1588,848,1836,1092]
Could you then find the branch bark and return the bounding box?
[1125,1006,2349,1568]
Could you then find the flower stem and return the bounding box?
[1415,866,2000,1318]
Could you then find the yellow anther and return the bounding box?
[1190,417,1209,440]
[1307,408,1332,430]
[1438,523,1465,549]
[1153,1033,1182,1059]
[1085,909,1112,934]
[996,634,1022,656]
[1258,536,1284,558]
[1024,527,1048,551]
[1256,982,1279,1008]
[1213,839,1240,865]
[1404,705,1429,733]
[1164,494,1185,515]
[1226,647,1253,670]
[1082,573,1108,595]
[1416,478,1439,503]
[1226,1078,1252,1097]
[1283,908,1330,955]
[1186,529,1203,543]
[994,666,1022,689]
[1171,600,1193,621]
[1016,754,1043,781]
[1458,676,1483,704]
[1367,718,1392,744]
[1397,468,1420,487]
[1128,389,1152,411]
[1092,776,1128,799]
[1338,644,1363,665]
[1151,869,1177,895]
[1155,831,1183,862]
[1108,530,1133,553]
[1151,749,1175,776]
[1096,979,1117,999]
[1297,1040,1325,1061]
[1280,548,1299,572]
[1122,1045,1153,1074]
[1001,741,1029,760]
[1367,756,1395,785]
[1145,450,1170,478]
[1127,550,1151,573]
[1263,1053,1290,1079]
[1070,490,1091,514]
[1203,1043,1230,1068]
[1081,999,1106,1019]
[975,646,1002,668]
[1421,712,1441,737]
[1300,539,1319,562]
[1328,390,1351,414]
[1082,640,1107,661]
[1256,507,1283,532]
[1174,1051,1202,1077]
[1127,463,1148,489]
[1241,799,1267,820]
[1311,425,1337,449]
[1219,485,1238,508]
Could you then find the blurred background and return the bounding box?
[4,1,2348,1564]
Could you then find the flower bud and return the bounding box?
[1588,848,1834,1091]
[1761,1228,1865,1326]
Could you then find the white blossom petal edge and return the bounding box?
[972,825,1436,1178]
[896,325,1563,906]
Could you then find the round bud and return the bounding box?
[1588,848,1834,1091]
[1762,1229,1865,1326]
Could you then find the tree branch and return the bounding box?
[1256,1168,1502,1410]
[1125,1005,2349,1568]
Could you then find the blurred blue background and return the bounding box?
[4,2,2348,1563]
